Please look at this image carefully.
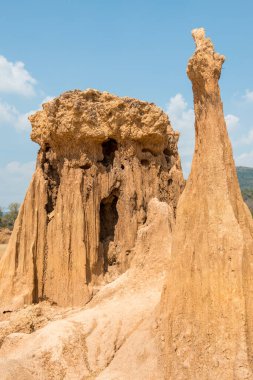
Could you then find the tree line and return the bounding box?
[0,203,20,230]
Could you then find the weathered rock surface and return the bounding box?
[161,28,253,379]
[0,89,183,309]
[0,198,172,379]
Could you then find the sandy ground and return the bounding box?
[0,245,7,260]
[0,199,171,379]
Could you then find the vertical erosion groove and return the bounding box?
[99,190,119,272]
[40,146,61,299]
[41,145,60,216]
[32,210,39,303]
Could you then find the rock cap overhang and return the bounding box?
[29,89,176,153]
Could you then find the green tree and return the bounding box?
[7,203,20,228]
[1,203,20,229]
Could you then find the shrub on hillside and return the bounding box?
[0,203,20,230]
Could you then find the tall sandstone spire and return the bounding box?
[161,28,253,379]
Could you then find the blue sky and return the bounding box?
[0,0,253,206]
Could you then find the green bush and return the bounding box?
[0,203,20,230]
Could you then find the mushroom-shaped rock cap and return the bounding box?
[187,28,225,87]
[29,89,172,152]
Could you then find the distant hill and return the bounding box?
[237,166,253,189]
[237,166,253,214]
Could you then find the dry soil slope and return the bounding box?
[0,198,171,380]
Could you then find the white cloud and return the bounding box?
[237,129,253,146]
[167,93,194,132]
[41,96,54,104]
[0,95,54,132]
[0,101,18,124]
[0,55,36,96]
[4,161,35,175]
[0,100,32,131]
[243,90,253,103]
[225,114,239,129]
[0,161,35,206]
[235,151,253,167]
[15,111,33,131]
[166,94,242,177]
[166,94,195,177]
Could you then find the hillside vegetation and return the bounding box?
[237,166,253,213]
[0,203,19,230]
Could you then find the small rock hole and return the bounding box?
[141,159,149,167]
[80,163,91,170]
[99,190,119,272]
[45,144,51,153]
[163,148,171,164]
[101,139,118,167]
